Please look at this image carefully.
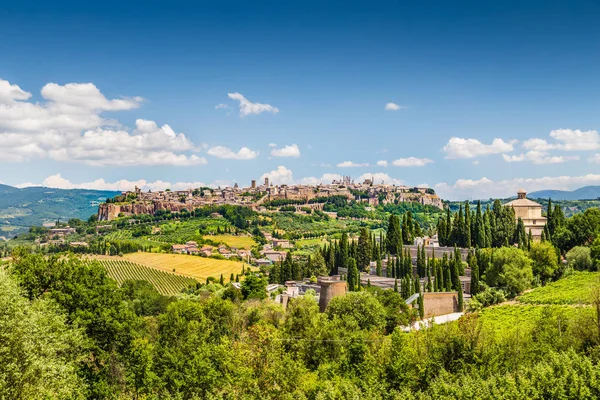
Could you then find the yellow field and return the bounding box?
[124,252,250,280]
[204,234,256,249]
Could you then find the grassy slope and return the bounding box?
[518,271,600,305]
[477,272,599,335]
[124,252,250,280]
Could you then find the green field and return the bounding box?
[519,271,600,305]
[93,258,198,295]
[124,252,250,280]
[205,234,255,249]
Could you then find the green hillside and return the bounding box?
[0,185,119,237]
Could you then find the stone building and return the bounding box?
[504,189,547,240]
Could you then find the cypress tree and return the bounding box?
[464,201,472,248]
[418,288,425,319]
[386,215,402,255]
[404,249,412,277]
[445,207,452,247]
[451,247,461,291]
[339,233,349,271]
[376,257,382,277]
[475,201,485,248]
[457,283,464,311]
[469,251,479,295]
[357,227,372,271]
[394,278,398,293]
[443,254,451,291]
[230,273,234,282]
[426,257,432,292]
[413,277,420,296]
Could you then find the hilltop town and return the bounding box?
[97,176,443,221]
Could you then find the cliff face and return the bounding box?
[97,201,195,221]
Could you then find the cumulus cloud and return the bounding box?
[502,151,579,165]
[298,173,344,185]
[391,157,433,167]
[207,146,259,160]
[260,166,294,185]
[523,129,600,152]
[356,173,403,185]
[270,143,300,158]
[16,173,233,192]
[337,161,369,168]
[376,160,388,167]
[215,103,228,109]
[435,174,600,200]
[443,137,517,159]
[384,102,405,111]
[268,143,277,147]
[227,92,279,116]
[0,78,208,167]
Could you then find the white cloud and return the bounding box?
[207,146,259,160]
[337,161,369,168]
[435,174,600,200]
[377,160,388,167]
[0,79,32,103]
[227,92,279,116]
[18,173,232,192]
[270,144,300,158]
[312,163,332,167]
[502,151,579,165]
[356,173,403,185]
[298,173,343,185]
[391,157,433,167]
[268,143,277,147]
[260,166,294,185]
[523,129,600,152]
[384,102,405,111]
[215,103,228,109]
[443,137,517,159]
[589,154,600,164]
[0,78,206,167]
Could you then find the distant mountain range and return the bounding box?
[0,184,120,237]
[529,186,600,200]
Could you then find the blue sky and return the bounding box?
[1,0,600,199]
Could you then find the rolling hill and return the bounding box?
[0,184,119,237]
[529,186,600,200]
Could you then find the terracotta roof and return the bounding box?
[505,198,542,207]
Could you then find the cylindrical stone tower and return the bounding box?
[318,276,347,312]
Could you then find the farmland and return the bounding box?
[205,234,255,249]
[518,271,600,305]
[124,252,250,280]
[92,258,198,295]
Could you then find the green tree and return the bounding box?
[529,241,559,284]
[469,251,480,295]
[386,215,402,255]
[566,246,593,271]
[0,270,85,399]
[241,274,268,300]
[486,247,533,297]
[357,227,372,271]
[464,200,471,248]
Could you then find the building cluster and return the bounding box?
[98,177,443,221]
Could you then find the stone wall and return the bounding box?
[422,292,459,318]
